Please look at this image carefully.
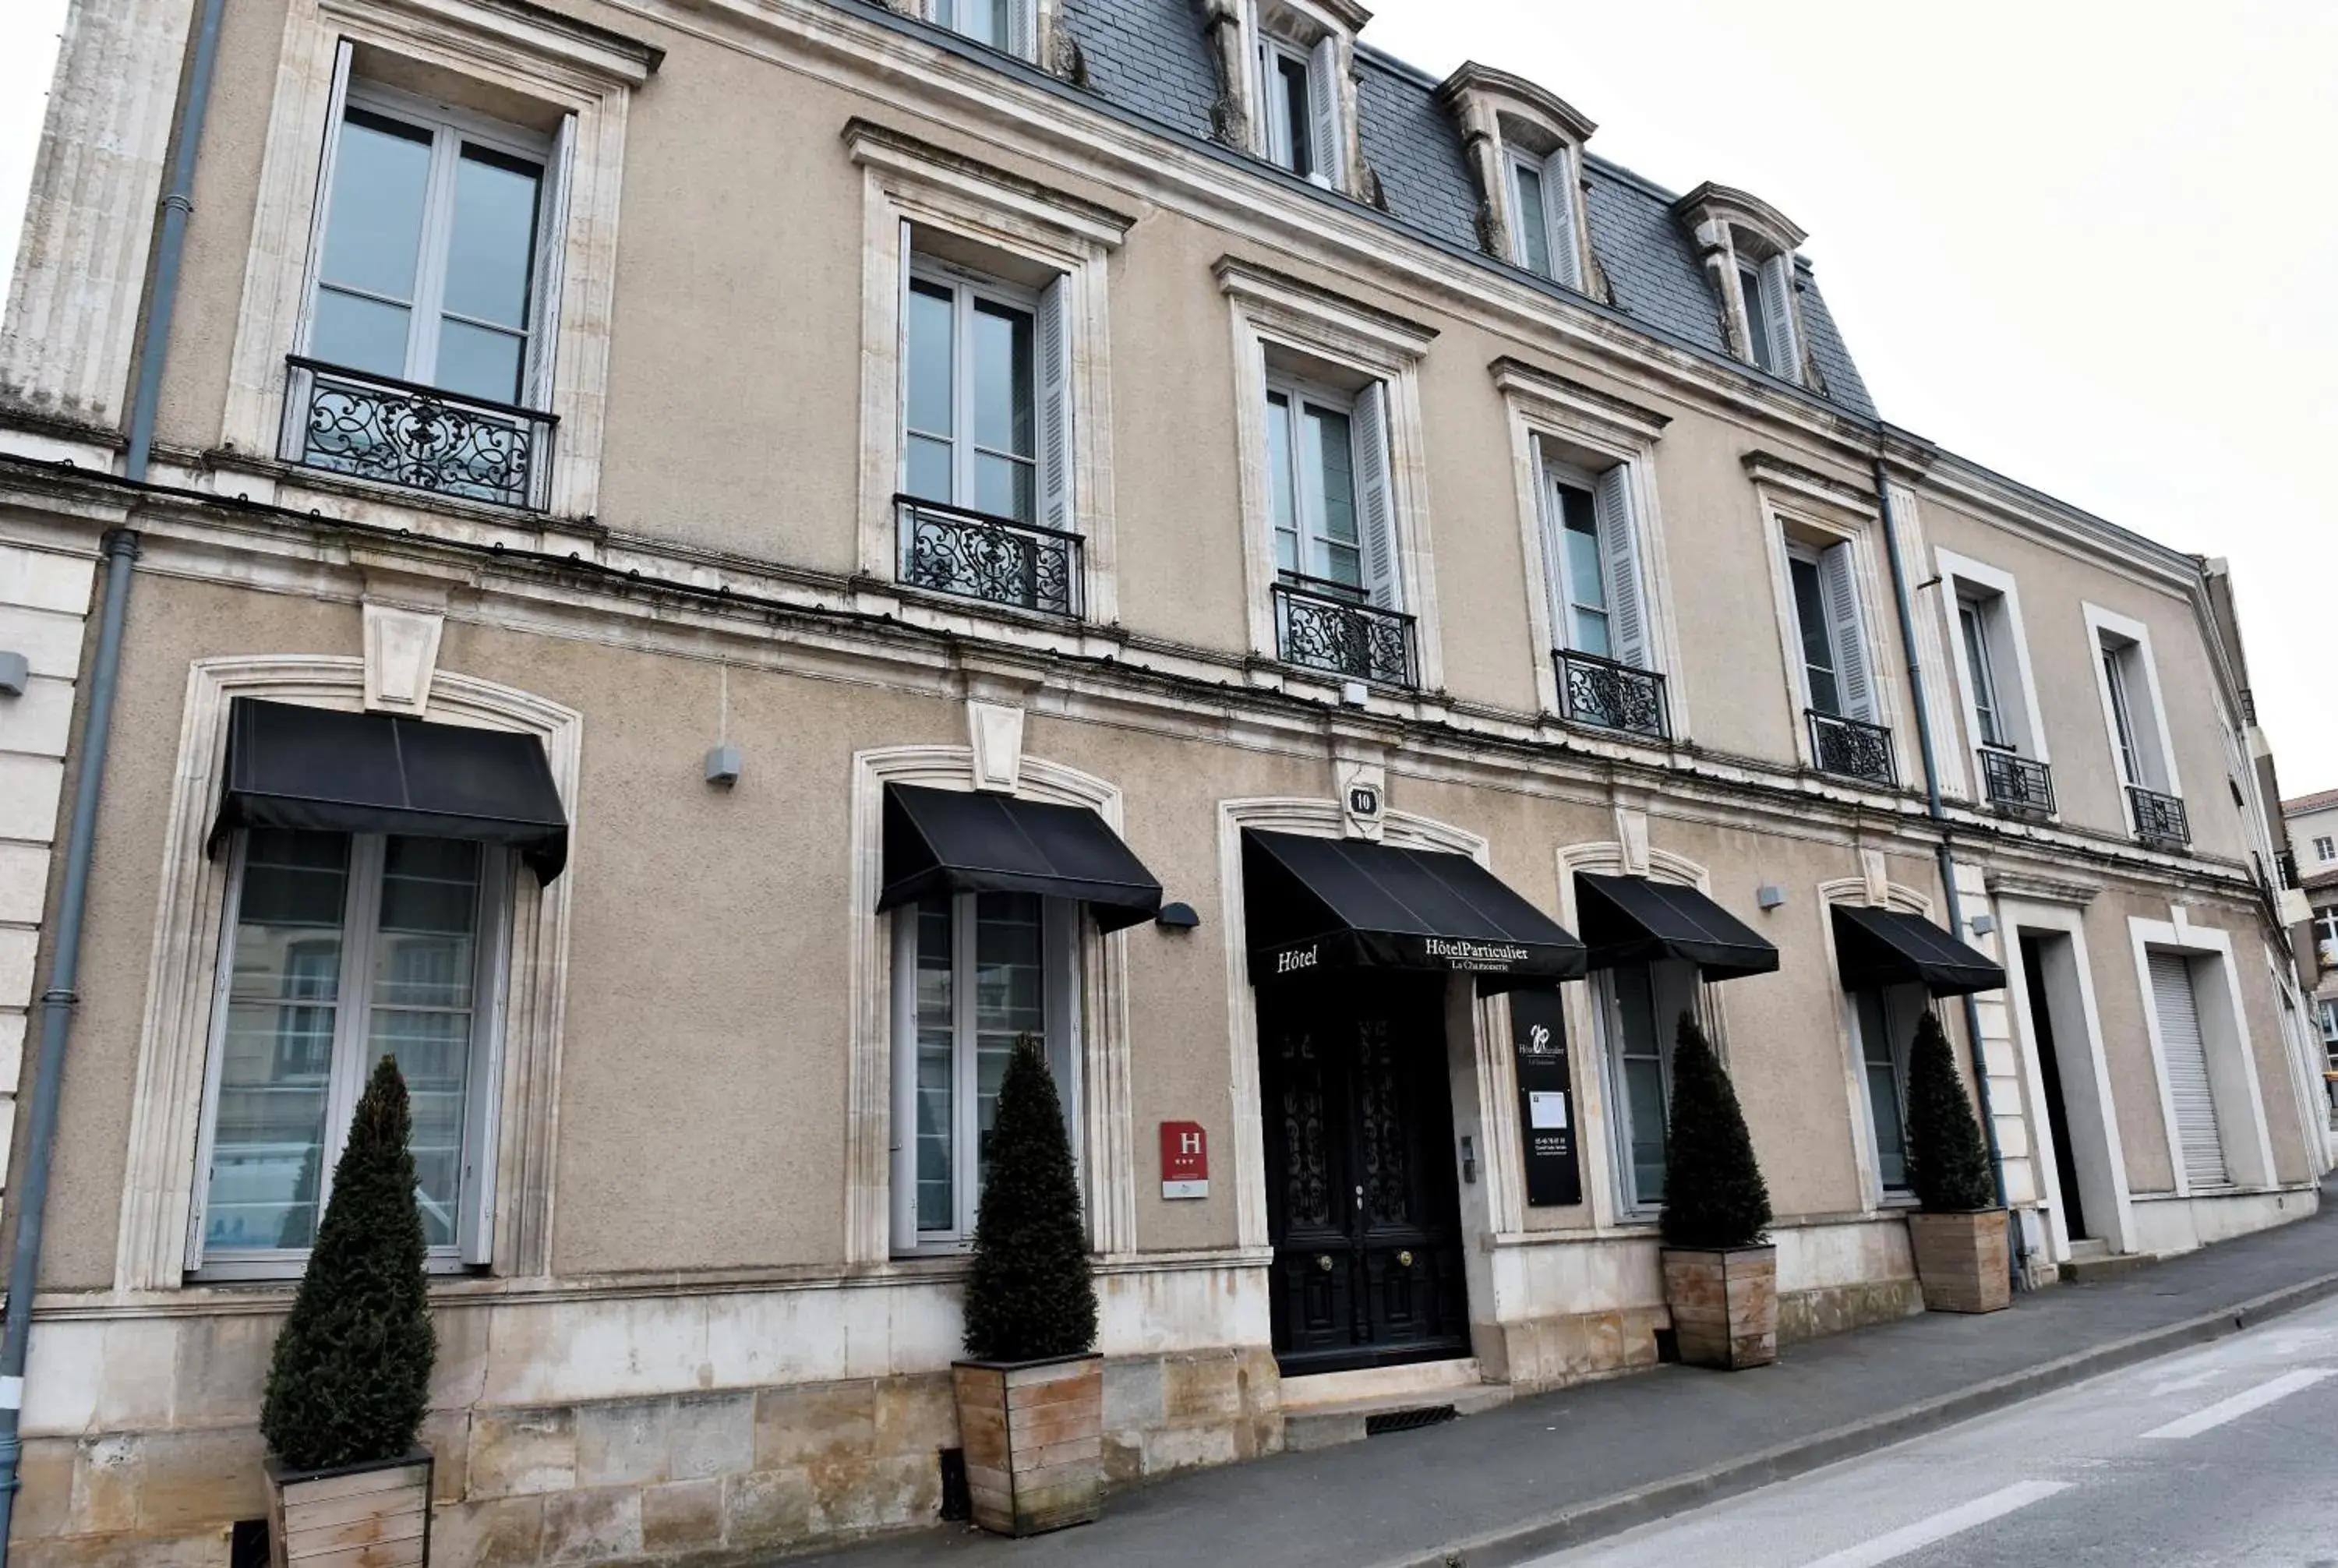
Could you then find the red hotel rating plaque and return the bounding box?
[1159,1121,1208,1199]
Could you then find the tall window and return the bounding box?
[2314,835,2335,863]
[308,91,549,406]
[2097,631,2174,799]
[2316,906,2338,969]
[2103,644,2142,786]
[2319,998,2338,1047]
[1787,543,1874,721]
[196,829,505,1273]
[936,0,1030,55]
[1854,987,1929,1194]
[1542,461,1648,668]
[1258,32,1339,187]
[895,892,1079,1245]
[1507,150,1582,289]
[1602,960,1701,1211]
[1959,599,2008,748]
[904,264,1066,525]
[1266,377,1395,607]
[1735,253,1798,382]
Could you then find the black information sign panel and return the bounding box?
[1511,987,1582,1208]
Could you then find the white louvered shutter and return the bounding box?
[525,111,577,415]
[894,221,914,496]
[1036,274,1074,531]
[1759,253,1800,383]
[1354,382,1399,609]
[1008,0,1037,61]
[1532,451,1569,652]
[294,41,357,361]
[1593,464,1648,670]
[2149,953,2229,1188]
[1817,542,1875,720]
[1307,36,1341,189]
[1539,148,1583,290]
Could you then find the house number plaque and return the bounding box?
[1510,987,1583,1208]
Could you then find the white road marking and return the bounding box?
[2142,1368,2334,1441]
[1792,1481,2072,1568]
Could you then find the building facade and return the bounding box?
[0,0,2329,1562]
[2280,789,2338,1109]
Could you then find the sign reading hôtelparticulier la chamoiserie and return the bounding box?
[1510,987,1581,1207]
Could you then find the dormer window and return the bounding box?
[938,0,1027,53]
[1674,182,1809,385]
[1436,63,1596,293]
[1259,38,1328,180]
[1206,0,1364,193]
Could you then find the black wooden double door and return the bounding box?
[1259,970,1471,1376]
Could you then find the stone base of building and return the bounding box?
[9,1347,1284,1568]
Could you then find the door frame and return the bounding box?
[1997,897,2135,1259]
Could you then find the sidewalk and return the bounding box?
[783,1183,2338,1568]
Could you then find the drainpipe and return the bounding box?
[1871,457,2025,1291]
[0,0,227,1546]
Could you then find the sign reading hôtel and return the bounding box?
[1262,935,1552,980]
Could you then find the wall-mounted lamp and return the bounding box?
[1969,913,1997,937]
[0,651,26,699]
[704,743,741,788]
[1756,885,1787,911]
[1155,902,1201,931]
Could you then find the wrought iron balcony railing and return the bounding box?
[283,357,555,510]
[2128,784,2191,847]
[1273,574,1417,689]
[1978,747,2054,817]
[895,496,1082,619]
[1553,648,1668,740]
[1807,709,1897,788]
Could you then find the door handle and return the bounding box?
[1397,1250,1414,1268]
[1316,1254,1335,1273]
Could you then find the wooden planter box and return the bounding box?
[266,1449,431,1568]
[952,1353,1103,1537]
[1908,1208,2011,1314]
[1662,1244,1778,1370]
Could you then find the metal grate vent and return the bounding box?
[1365,1404,1457,1436]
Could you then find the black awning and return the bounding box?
[208,697,570,881]
[1575,873,1779,980]
[1833,905,2006,997]
[1241,829,1586,993]
[878,783,1163,933]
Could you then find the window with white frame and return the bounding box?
[2098,631,2170,794]
[1958,599,2009,749]
[1785,542,1876,722]
[1852,985,1930,1195]
[194,829,507,1275]
[2314,835,2335,863]
[1540,457,1648,668]
[2319,997,2337,1047]
[895,241,1080,614]
[1266,372,1395,607]
[1507,147,1582,288]
[1601,959,1702,1211]
[1736,254,1798,381]
[305,85,555,408]
[935,0,1036,57]
[892,892,1079,1246]
[2316,906,2337,970]
[1256,24,1341,188]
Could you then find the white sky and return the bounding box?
[0,0,2330,793]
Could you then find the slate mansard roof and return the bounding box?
[1047,0,1877,418]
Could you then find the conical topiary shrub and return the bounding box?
[1659,1012,1771,1250]
[962,1035,1097,1361]
[261,1053,436,1472]
[1904,1010,1996,1213]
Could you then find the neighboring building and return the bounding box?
[0,0,2329,1562]
[2281,789,2338,1097]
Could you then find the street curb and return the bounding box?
[1389,1266,2338,1568]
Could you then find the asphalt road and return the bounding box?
[1527,1292,2338,1568]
